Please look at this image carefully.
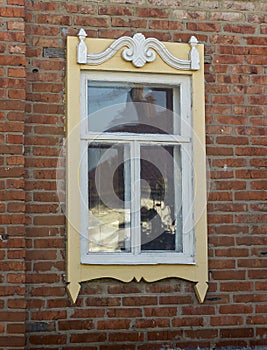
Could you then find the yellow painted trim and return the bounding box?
[66,36,208,303]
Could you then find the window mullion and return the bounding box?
[131,140,141,255]
[174,145,183,253]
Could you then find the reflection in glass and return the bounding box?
[140,145,182,252]
[88,82,179,134]
[88,143,131,252]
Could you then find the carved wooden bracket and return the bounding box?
[77,29,200,71]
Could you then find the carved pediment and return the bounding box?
[77,29,200,71]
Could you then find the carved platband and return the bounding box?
[77,29,200,71]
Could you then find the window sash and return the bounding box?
[80,140,194,265]
[80,72,191,139]
[80,72,194,265]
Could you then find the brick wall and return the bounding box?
[0,0,26,349]
[0,0,266,349]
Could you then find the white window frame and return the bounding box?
[80,72,194,265]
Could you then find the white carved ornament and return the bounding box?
[77,29,200,71]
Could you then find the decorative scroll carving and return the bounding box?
[77,30,200,71]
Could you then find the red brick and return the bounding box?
[111,18,146,28]
[256,328,267,338]
[86,297,121,307]
[0,311,25,322]
[58,320,93,331]
[26,249,57,261]
[159,295,193,304]
[99,6,133,16]
[234,294,267,303]
[144,307,177,317]
[7,298,26,309]
[237,236,267,247]
[0,286,24,296]
[97,319,131,330]
[70,333,107,343]
[216,340,248,349]
[6,134,24,144]
[0,7,24,17]
[33,261,64,272]
[220,282,254,292]
[135,318,170,329]
[172,317,204,327]
[70,309,105,319]
[182,306,215,315]
[7,323,25,333]
[0,99,25,111]
[36,14,71,25]
[98,29,132,39]
[109,332,144,342]
[187,22,220,32]
[33,215,64,226]
[8,67,26,78]
[29,334,67,345]
[0,336,25,347]
[7,274,26,283]
[108,284,142,294]
[64,3,96,14]
[147,329,182,341]
[212,270,246,280]
[149,20,182,30]
[220,304,253,314]
[208,192,233,201]
[223,24,256,34]
[221,328,254,338]
[136,7,169,18]
[6,156,24,166]
[26,273,59,284]
[47,298,71,309]
[122,296,157,306]
[26,204,58,214]
[209,214,234,224]
[211,316,243,326]
[238,259,267,268]
[184,329,218,339]
[31,310,67,321]
[32,82,63,93]
[107,308,142,318]
[74,16,109,27]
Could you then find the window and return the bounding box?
[66,31,208,303]
[80,72,194,265]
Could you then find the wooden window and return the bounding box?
[80,72,194,265]
[66,31,208,303]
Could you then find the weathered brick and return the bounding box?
[221,328,254,339]
[136,7,169,18]
[70,333,107,343]
[98,5,133,16]
[74,15,109,27]
[97,319,131,330]
[29,334,67,345]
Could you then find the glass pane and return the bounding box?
[140,145,182,251]
[88,143,131,253]
[88,81,179,134]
